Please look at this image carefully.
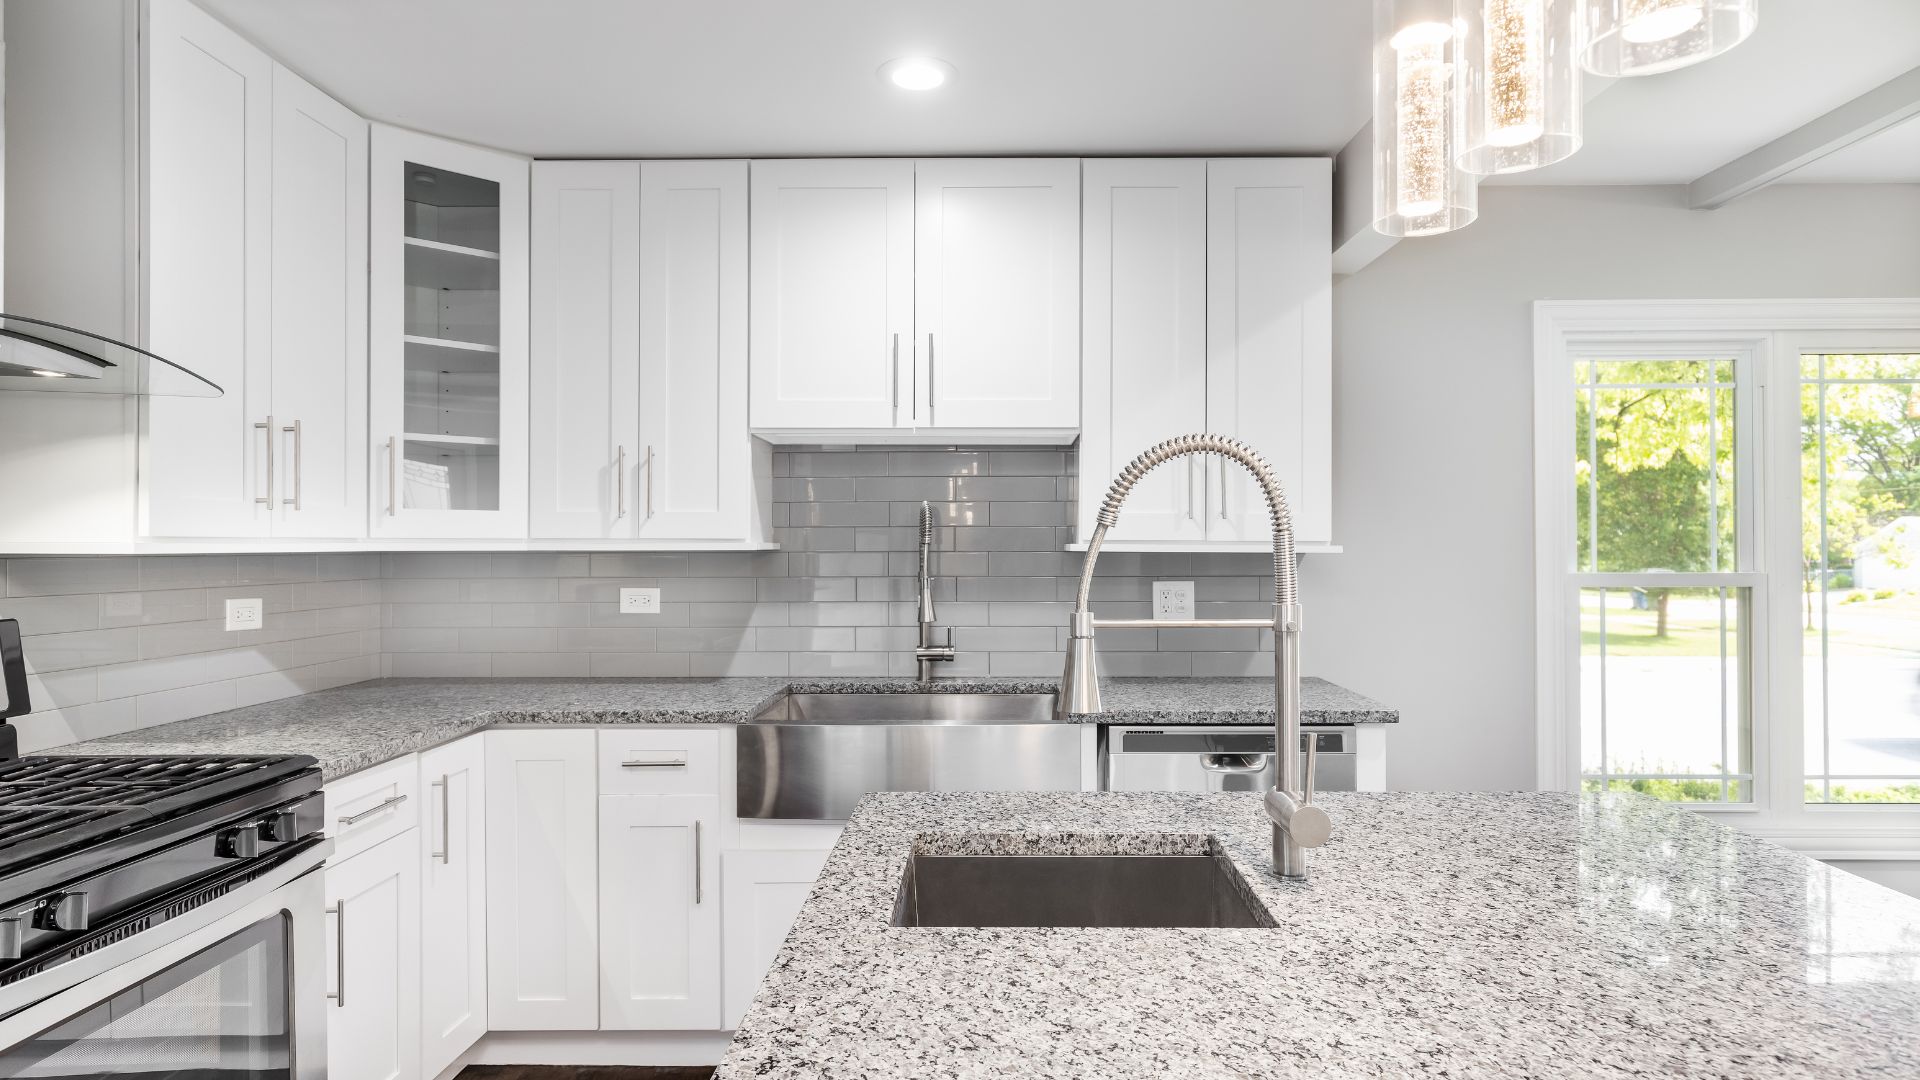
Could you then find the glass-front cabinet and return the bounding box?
[370,125,529,538]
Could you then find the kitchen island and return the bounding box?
[717,790,1920,1079]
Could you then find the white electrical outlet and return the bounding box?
[618,587,662,615]
[225,598,263,632]
[1153,581,1195,621]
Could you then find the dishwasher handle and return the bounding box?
[1198,753,1271,774]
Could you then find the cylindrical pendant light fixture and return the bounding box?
[1583,0,1758,77]
[1372,0,1477,237]
[1458,0,1582,174]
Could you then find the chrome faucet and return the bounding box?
[1059,435,1332,881]
[914,501,956,681]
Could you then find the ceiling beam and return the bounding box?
[1688,65,1920,210]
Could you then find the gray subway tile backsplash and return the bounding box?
[1,445,1277,750]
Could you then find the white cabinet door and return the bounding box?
[639,161,750,540]
[370,124,531,539]
[1080,159,1209,544]
[485,728,598,1030]
[721,848,831,1029]
[598,794,722,1029]
[418,735,487,1077]
[269,64,368,539]
[142,0,273,538]
[748,159,913,431]
[1205,159,1332,545]
[915,159,1081,430]
[530,160,640,539]
[326,831,421,1080]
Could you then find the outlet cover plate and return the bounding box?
[1152,581,1195,621]
[619,587,662,615]
[225,598,264,632]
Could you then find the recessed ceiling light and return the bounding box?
[879,57,954,92]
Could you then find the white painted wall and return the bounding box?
[1302,182,1920,792]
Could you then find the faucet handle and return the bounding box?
[943,627,954,648]
[1301,732,1319,805]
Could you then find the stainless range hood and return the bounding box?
[0,313,221,397]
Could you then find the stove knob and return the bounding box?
[34,892,87,932]
[217,824,264,859]
[260,809,301,843]
[0,917,21,961]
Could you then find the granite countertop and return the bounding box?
[718,790,1920,1079]
[46,675,1395,780]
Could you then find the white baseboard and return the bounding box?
[454,1030,736,1069]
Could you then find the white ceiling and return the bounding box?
[203,0,1920,186]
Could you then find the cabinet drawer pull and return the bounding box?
[430,777,450,864]
[282,419,303,510]
[254,418,275,507]
[926,333,935,423]
[615,445,627,520]
[644,445,655,519]
[1218,456,1229,521]
[693,819,703,905]
[387,436,398,517]
[325,903,345,1008]
[337,794,406,828]
[891,333,900,423]
[619,757,688,769]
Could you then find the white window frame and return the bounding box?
[1534,299,1920,860]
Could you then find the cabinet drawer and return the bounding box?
[324,755,420,862]
[598,729,719,796]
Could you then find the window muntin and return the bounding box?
[1802,353,1920,805]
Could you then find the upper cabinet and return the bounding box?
[748,159,1080,442]
[1079,158,1332,549]
[142,0,369,541]
[530,160,765,544]
[370,125,531,539]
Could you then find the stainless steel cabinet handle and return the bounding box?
[1218,457,1229,521]
[891,333,900,423]
[615,445,627,520]
[645,445,654,519]
[926,333,935,423]
[282,420,303,510]
[337,794,406,828]
[1200,753,1271,774]
[620,758,687,769]
[693,819,703,905]
[254,418,275,506]
[910,335,918,422]
[1187,458,1198,522]
[325,903,344,1008]
[430,777,449,863]
[387,436,398,516]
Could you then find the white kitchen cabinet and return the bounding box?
[599,794,722,1029]
[748,159,914,431]
[1077,158,1332,548]
[418,735,487,1077]
[141,0,273,538]
[721,848,832,1028]
[531,160,757,543]
[485,729,598,1030]
[530,160,640,539]
[370,124,530,539]
[268,64,369,539]
[914,159,1080,430]
[326,830,422,1080]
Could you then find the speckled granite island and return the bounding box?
[47,675,1394,780]
[717,790,1920,1079]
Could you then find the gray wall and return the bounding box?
[1309,182,1920,792]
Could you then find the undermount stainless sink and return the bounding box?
[891,853,1276,929]
[736,692,1081,820]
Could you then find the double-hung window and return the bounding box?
[1536,301,1920,851]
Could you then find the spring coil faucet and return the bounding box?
[1059,434,1332,880]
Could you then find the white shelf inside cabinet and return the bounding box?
[403,334,500,356]
[404,236,501,290]
[1065,541,1343,554]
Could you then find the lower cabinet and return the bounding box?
[419,735,488,1076]
[599,794,722,1029]
[325,829,422,1080]
[721,848,833,1029]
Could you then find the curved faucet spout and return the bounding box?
[1061,434,1325,881]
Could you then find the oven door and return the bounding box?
[0,841,328,1079]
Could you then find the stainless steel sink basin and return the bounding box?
[737,692,1082,820]
[891,853,1276,928]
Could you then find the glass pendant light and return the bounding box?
[1372,0,1477,236]
[1583,0,1758,77]
[1458,0,1582,174]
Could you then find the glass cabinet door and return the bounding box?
[370,125,528,538]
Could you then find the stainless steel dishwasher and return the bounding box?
[1103,726,1356,793]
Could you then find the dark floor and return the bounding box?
[453,1060,718,1068]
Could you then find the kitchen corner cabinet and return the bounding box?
[325,830,422,1080]
[142,0,368,540]
[748,158,1079,441]
[721,847,833,1029]
[370,124,531,540]
[418,736,488,1077]
[599,794,723,1029]
[1078,158,1332,547]
[531,160,757,542]
[485,729,599,1030]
